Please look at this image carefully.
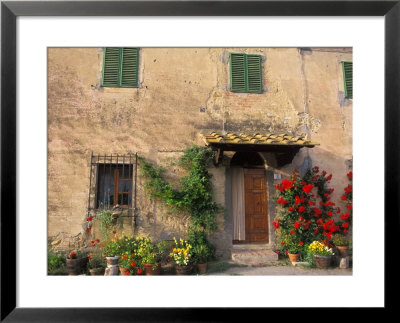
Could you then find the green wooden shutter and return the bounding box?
[342,61,352,99]
[246,54,262,93]
[102,47,139,88]
[230,53,246,92]
[120,48,139,87]
[102,48,121,87]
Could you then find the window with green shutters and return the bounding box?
[102,48,139,88]
[229,53,263,93]
[342,61,352,99]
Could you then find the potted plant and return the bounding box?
[281,235,304,263]
[66,249,87,275]
[169,237,193,275]
[117,235,146,276]
[102,237,121,275]
[137,238,167,275]
[192,243,212,274]
[308,240,335,269]
[331,233,350,257]
[87,239,105,275]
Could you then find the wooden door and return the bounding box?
[244,168,269,242]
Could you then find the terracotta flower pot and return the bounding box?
[144,263,162,275]
[313,255,332,269]
[119,267,130,276]
[336,246,349,257]
[288,253,299,263]
[197,263,208,275]
[175,264,193,275]
[89,268,104,276]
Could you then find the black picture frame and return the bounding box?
[1,1,398,321]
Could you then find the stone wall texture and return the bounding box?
[48,47,352,257]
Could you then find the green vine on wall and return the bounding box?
[138,145,222,235]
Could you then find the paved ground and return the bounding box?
[202,260,352,276]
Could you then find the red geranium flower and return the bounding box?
[273,221,280,229]
[290,230,295,235]
[88,256,92,260]
[275,185,283,192]
[345,185,352,193]
[136,269,143,275]
[341,195,347,200]
[299,241,304,246]
[285,250,289,254]
[294,221,300,229]
[131,261,136,267]
[124,271,130,276]
[327,174,332,180]
[347,171,353,179]
[277,196,288,205]
[298,206,306,213]
[87,216,93,221]
[313,166,319,173]
[322,170,327,176]
[327,211,333,217]
[295,196,302,205]
[122,255,127,259]
[342,222,349,228]
[281,179,293,190]
[87,227,92,231]
[288,207,294,211]
[347,204,353,210]
[340,212,350,220]
[302,184,314,194]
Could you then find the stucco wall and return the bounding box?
[48,47,352,256]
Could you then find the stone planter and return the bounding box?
[66,257,88,276]
[144,263,162,275]
[313,255,332,269]
[104,256,120,276]
[89,268,104,276]
[196,263,208,275]
[175,264,193,275]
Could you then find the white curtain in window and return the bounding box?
[231,168,245,240]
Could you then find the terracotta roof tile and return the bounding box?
[201,132,319,147]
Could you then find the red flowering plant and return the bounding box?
[67,249,84,260]
[87,239,105,270]
[337,171,353,235]
[117,235,144,275]
[274,167,340,258]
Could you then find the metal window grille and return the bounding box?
[87,152,138,222]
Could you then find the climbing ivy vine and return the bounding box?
[138,145,222,235]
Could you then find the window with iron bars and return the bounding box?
[87,153,137,212]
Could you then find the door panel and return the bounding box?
[244,168,269,242]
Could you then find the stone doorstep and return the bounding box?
[231,247,278,265]
[231,243,274,251]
